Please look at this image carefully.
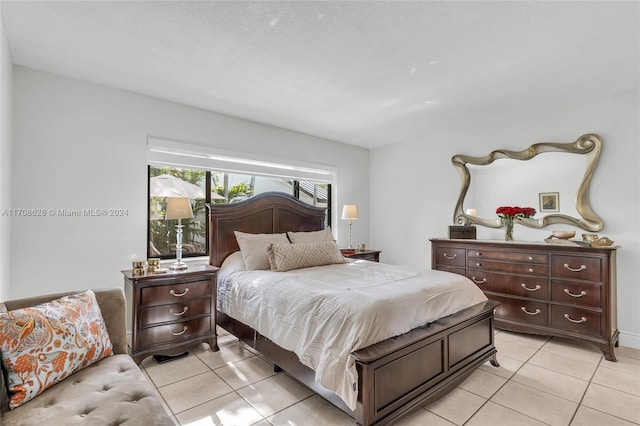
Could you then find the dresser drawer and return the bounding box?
[467,259,548,276]
[140,297,211,326]
[490,295,548,326]
[468,249,548,264]
[141,279,212,306]
[467,269,549,299]
[551,255,602,282]
[140,317,211,347]
[434,247,466,267]
[551,281,601,308]
[551,305,601,336]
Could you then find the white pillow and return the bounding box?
[267,241,345,272]
[217,251,247,284]
[287,227,335,244]
[234,231,290,270]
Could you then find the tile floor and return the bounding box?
[141,328,640,426]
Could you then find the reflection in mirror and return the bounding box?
[452,134,604,232]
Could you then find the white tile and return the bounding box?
[479,353,524,379]
[491,381,578,425]
[581,383,640,424]
[214,356,276,390]
[145,353,210,387]
[425,387,486,425]
[593,364,640,396]
[458,368,508,399]
[512,363,589,403]
[159,371,234,414]
[466,401,547,426]
[196,341,257,370]
[267,395,353,426]
[175,392,265,426]
[571,405,638,426]
[237,373,314,417]
[496,330,550,349]
[394,407,456,426]
[528,347,600,381]
[599,354,640,377]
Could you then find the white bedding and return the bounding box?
[217,256,487,411]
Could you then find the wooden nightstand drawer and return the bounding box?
[342,249,381,262]
[140,317,211,347]
[551,255,602,282]
[141,279,211,306]
[551,305,601,336]
[140,297,211,326]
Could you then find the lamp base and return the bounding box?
[169,261,188,270]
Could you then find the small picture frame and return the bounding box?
[539,192,559,212]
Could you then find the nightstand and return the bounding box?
[122,264,219,364]
[341,249,381,262]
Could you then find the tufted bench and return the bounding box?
[1,288,175,426]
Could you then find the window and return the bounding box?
[147,140,334,259]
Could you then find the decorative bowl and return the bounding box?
[552,230,576,239]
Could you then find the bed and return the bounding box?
[209,192,499,426]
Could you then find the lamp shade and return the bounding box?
[341,205,359,220]
[166,197,193,220]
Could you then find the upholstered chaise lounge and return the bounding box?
[1,288,174,426]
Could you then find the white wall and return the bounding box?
[0,14,12,302]
[370,90,640,348]
[10,66,369,299]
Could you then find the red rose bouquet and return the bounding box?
[496,206,536,241]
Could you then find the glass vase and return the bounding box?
[503,217,514,241]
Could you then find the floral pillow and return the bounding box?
[0,290,113,409]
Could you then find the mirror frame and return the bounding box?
[452,133,604,232]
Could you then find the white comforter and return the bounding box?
[218,259,487,410]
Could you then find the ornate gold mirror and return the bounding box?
[452,133,604,232]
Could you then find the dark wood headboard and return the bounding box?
[208,192,327,267]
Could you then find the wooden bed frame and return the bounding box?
[209,192,499,426]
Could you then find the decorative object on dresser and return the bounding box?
[431,239,619,361]
[448,225,476,239]
[496,206,536,241]
[341,204,359,249]
[122,264,219,364]
[341,248,381,262]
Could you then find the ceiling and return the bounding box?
[1,1,638,149]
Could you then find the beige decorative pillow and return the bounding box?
[0,290,113,409]
[267,241,345,272]
[234,231,290,270]
[287,227,335,244]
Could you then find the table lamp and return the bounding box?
[341,204,359,249]
[166,197,193,270]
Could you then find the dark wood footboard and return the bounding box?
[217,300,499,426]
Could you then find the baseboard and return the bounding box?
[619,330,640,349]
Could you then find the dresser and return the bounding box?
[122,264,219,364]
[430,239,618,361]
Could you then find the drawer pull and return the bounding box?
[471,277,487,284]
[476,262,481,267]
[521,307,541,315]
[563,263,587,272]
[521,284,541,292]
[170,288,190,297]
[443,253,457,260]
[564,313,587,324]
[528,256,534,260]
[170,326,188,336]
[528,268,534,273]
[170,307,189,316]
[564,289,587,298]
[475,252,481,256]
